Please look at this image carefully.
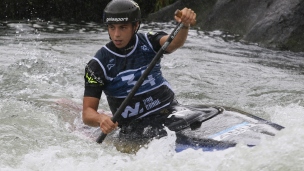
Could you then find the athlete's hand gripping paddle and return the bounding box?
[96,10,194,144]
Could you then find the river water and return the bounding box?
[1,20,304,171]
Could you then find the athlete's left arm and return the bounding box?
[159,8,196,54]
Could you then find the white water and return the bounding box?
[1,21,304,171]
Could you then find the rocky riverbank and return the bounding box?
[148,0,304,52]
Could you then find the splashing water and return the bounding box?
[1,21,304,171]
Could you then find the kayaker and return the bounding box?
[82,0,196,149]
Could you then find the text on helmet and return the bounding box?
[106,17,129,22]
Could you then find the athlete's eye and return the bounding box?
[108,25,115,30]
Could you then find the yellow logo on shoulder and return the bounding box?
[86,73,98,84]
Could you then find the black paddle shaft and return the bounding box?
[96,19,185,144]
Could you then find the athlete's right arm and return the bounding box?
[82,59,118,134]
[82,97,117,134]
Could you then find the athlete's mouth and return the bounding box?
[114,40,123,44]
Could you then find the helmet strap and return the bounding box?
[133,21,141,34]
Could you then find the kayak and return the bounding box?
[55,99,284,153]
[107,103,284,153]
[169,104,284,152]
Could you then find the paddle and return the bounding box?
[96,10,188,144]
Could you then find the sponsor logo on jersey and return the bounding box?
[120,96,161,119]
[85,65,104,85]
[86,73,97,84]
[125,45,135,51]
[107,59,115,70]
[143,96,160,110]
[121,102,144,118]
[107,64,115,70]
[141,45,149,51]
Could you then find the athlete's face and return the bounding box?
[108,23,138,49]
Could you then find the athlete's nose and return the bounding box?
[113,28,121,37]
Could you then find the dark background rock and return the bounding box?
[148,0,304,52]
[148,0,217,27]
[243,0,304,51]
